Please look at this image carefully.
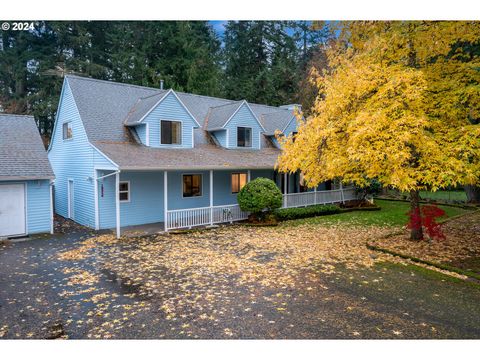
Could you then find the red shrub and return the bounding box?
[407,205,446,240]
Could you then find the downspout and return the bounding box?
[50,180,54,234]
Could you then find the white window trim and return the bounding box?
[160,119,183,146]
[63,121,73,141]
[119,181,130,203]
[231,172,248,194]
[181,173,203,198]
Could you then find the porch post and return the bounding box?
[209,170,213,225]
[94,170,99,230]
[50,181,54,234]
[115,171,121,238]
[314,185,317,205]
[283,172,288,208]
[340,181,345,204]
[247,170,251,182]
[164,171,168,231]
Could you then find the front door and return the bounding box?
[0,183,26,237]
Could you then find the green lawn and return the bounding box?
[281,199,472,227]
[419,190,467,202]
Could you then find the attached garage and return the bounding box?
[0,183,26,237]
[0,114,55,238]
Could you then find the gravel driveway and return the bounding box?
[1,223,479,339]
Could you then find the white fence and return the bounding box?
[282,187,357,208]
[165,187,358,231]
[166,204,249,231]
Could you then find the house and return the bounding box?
[48,75,354,237]
[0,114,55,238]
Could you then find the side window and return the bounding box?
[237,127,252,147]
[119,181,130,202]
[161,120,182,145]
[63,122,73,140]
[231,172,248,193]
[183,174,202,197]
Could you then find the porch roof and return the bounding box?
[94,141,281,171]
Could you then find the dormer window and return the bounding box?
[161,120,181,145]
[237,127,252,147]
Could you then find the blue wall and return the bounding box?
[0,180,51,235]
[167,171,211,210]
[212,130,227,148]
[49,79,116,229]
[225,104,263,149]
[283,116,298,137]
[97,171,165,229]
[139,92,198,149]
[27,180,52,234]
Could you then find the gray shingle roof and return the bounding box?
[124,91,168,125]
[94,141,281,170]
[0,114,54,180]
[260,111,296,136]
[64,75,297,170]
[204,101,243,130]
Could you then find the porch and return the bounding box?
[94,168,358,237]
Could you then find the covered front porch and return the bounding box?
[94,167,357,237]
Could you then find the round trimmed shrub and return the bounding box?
[237,177,283,218]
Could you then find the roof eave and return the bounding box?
[0,175,55,181]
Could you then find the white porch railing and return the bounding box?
[166,204,249,231]
[282,187,357,208]
[165,187,358,231]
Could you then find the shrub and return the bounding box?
[274,204,340,221]
[237,177,283,218]
[406,205,446,240]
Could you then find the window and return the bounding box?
[231,172,248,193]
[237,127,252,147]
[183,174,202,197]
[63,122,73,140]
[119,181,130,202]
[161,120,182,145]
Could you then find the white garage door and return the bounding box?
[0,183,26,237]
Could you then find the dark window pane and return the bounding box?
[237,127,252,147]
[119,183,129,192]
[161,120,182,145]
[119,192,128,201]
[183,174,202,197]
[244,128,251,147]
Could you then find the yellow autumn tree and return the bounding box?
[277,21,480,240]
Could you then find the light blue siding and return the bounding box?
[97,171,164,229]
[140,92,197,148]
[26,180,51,234]
[212,170,243,206]
[119,172,164,226]
[167,171,210,210]
[0,180,52,235]
[212,130,227,148]
[97,170,116,229]
[283,116,298,136]
[48,80,100,228]
[135,124,148,145]
[225,104,263,149]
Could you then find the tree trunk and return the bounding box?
[464,185,480,204]
[410,190,423,240]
